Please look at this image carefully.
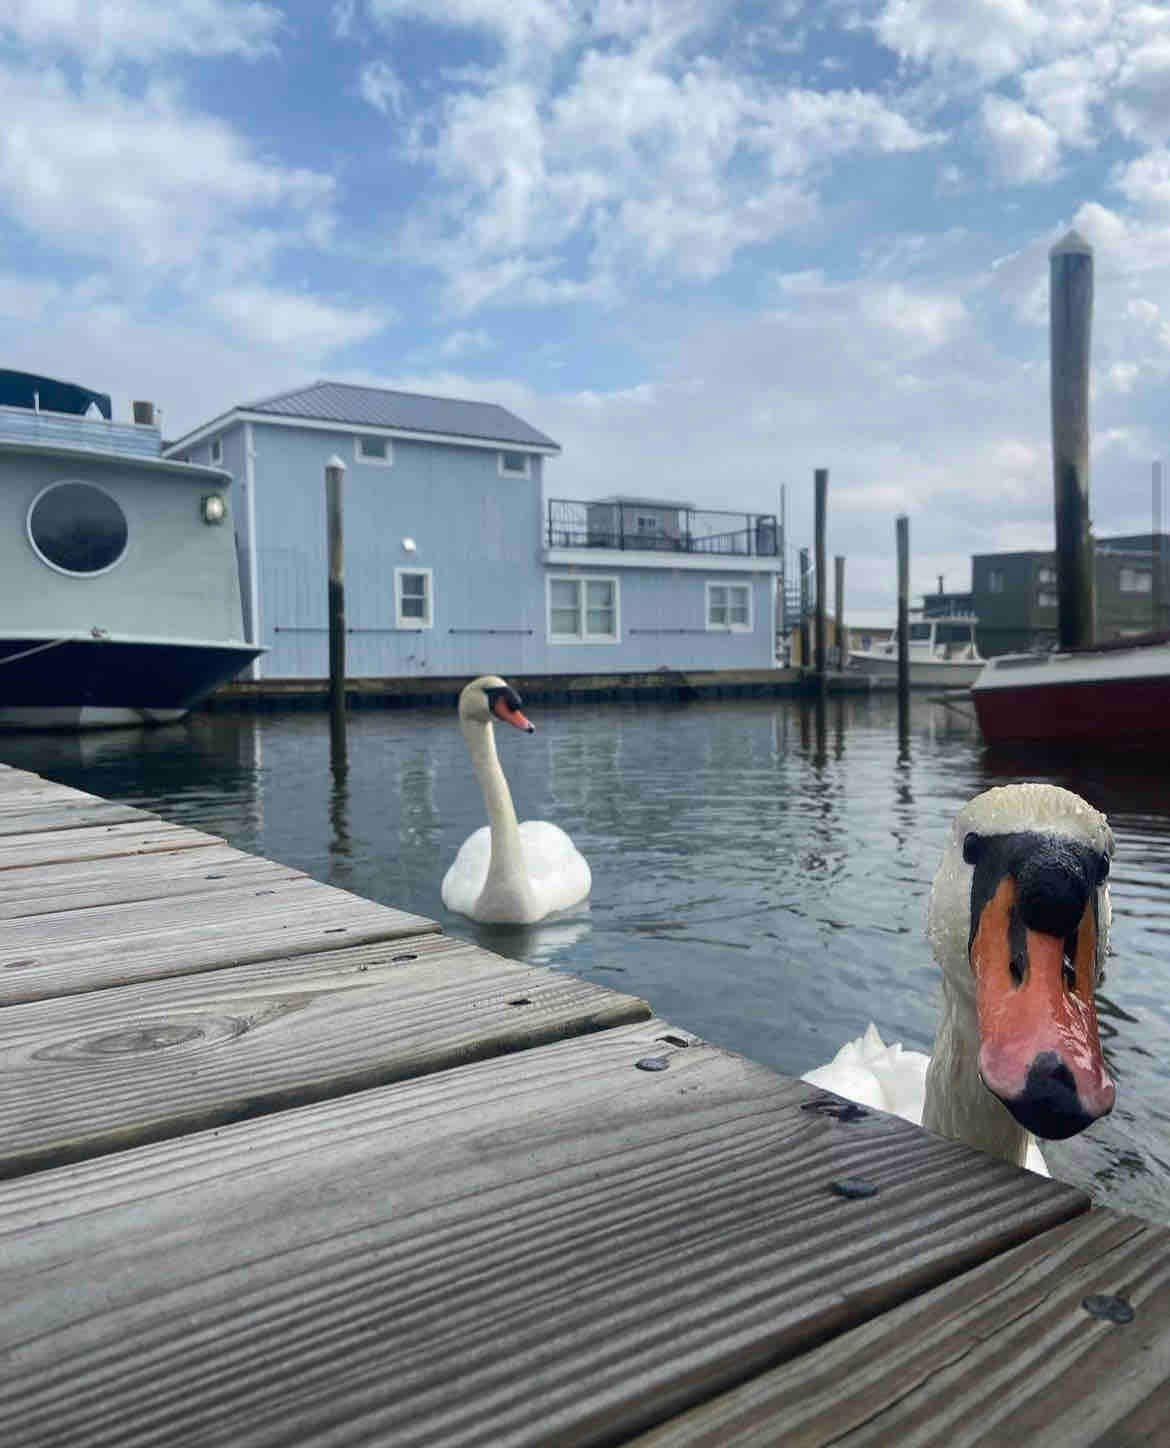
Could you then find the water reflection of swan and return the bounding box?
[441,676,591,925]
[803,784,1117,1178]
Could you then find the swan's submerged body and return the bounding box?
[803,784,1116,1176]
[441,675,591,925]
[803,1024,1050,1175]
[441,820,592,924]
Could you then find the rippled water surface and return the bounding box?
[7,693,1170,1222]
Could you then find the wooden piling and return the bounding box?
[834,555,845,671]
[1154,461,1164,632]
[896,515,910,713]
[814,469,828,689]
[325,455,348,763]
[799,547,811,669]
[1050,231,1095,649]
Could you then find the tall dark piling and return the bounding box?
[814,469,828,691]
[834,555,845,670]
[1050,230,1095,649]
[799,546,811,669]
[1154,461,1164,632]
[896,515,910,719]
[325,455,348,766]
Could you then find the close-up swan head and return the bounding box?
[927,782,1115,1143]
[458,675,535,733]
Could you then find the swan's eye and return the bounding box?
[1097,853,1110,885]
[963,832,984,865]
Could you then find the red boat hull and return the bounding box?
[973,642,1170,744]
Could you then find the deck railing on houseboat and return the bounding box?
[0,404,161,459]
[546,499,779,557]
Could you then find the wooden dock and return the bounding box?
[1,758,1167,1445]
[205,665,871,713]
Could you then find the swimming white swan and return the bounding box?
[441,675,591,925]
[803,783,1116,1176]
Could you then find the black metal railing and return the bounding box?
[546,499,779,557]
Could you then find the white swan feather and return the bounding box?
[441,820,592,921]
[441,676,591,925]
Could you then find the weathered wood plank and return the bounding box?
[0,1030,1087,1448]
[0,934,652,1177]
[631,1206,1170,1447]
[0,819,221,871]
[0,800,153,836]
[0,876,438,1004]
[0,844,306,918]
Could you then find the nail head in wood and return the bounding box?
[830,1179,879,1200]
[1083,1294,1135,1324]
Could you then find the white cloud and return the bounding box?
[0,66,334,273]
[332,0,358,39]
[874,0,1051,82]
[858,282,967,347]
[981,94,1063,182]
[395,28,938,309]
[1019,51,1114,147]
[0,0,281,67]
[360,60,407,117]
[369,0,578,69]
[1115,33,1170,143]
[208,287,388,354]
[438,328,492,357]
[1113,148,1170,210]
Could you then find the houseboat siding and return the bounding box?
[0,449,246,644]
[233,421,777,678]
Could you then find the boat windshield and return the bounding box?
[908,623,932,641]
[936,623,974,644]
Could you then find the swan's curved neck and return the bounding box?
[462,717,536,916]
[923,979,1030,1167]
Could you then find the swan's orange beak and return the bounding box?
[972,874,1114,1139]
[492,695,535,732]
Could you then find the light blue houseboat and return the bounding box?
[0,370,258,728]
[165,380,781,683]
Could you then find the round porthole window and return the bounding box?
[27,482,128,575]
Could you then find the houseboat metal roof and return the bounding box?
[0,369,112,419]
[167,380,560,454]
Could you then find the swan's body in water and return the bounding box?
[441,676,591,925]
[803,783,1117,1176]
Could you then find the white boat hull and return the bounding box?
[848,651,984,688]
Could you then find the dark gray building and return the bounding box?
[972,533,1170,655]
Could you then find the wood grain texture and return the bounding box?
[0,843,306,919]
[0,1031,1087,1448]
[0,800,153,835]
[632,1206,1170,1447]
[0,933,651,1176]
[0,820,223,871]
[0,875,438,1004]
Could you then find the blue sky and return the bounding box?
[4,0,1170,619]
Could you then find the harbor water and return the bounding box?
[6,691,1169,1222]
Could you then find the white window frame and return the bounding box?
[498,450,531,479]
[705,580,753,631]
[355,433,394,466]
[546,574,621,644]
[988,569,1005,594]
[210,437,223,465]
[1037,565,1056,585]
[394,566,433,629]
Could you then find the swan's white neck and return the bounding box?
[462,716,538,921]
[923,977,1030,1167]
